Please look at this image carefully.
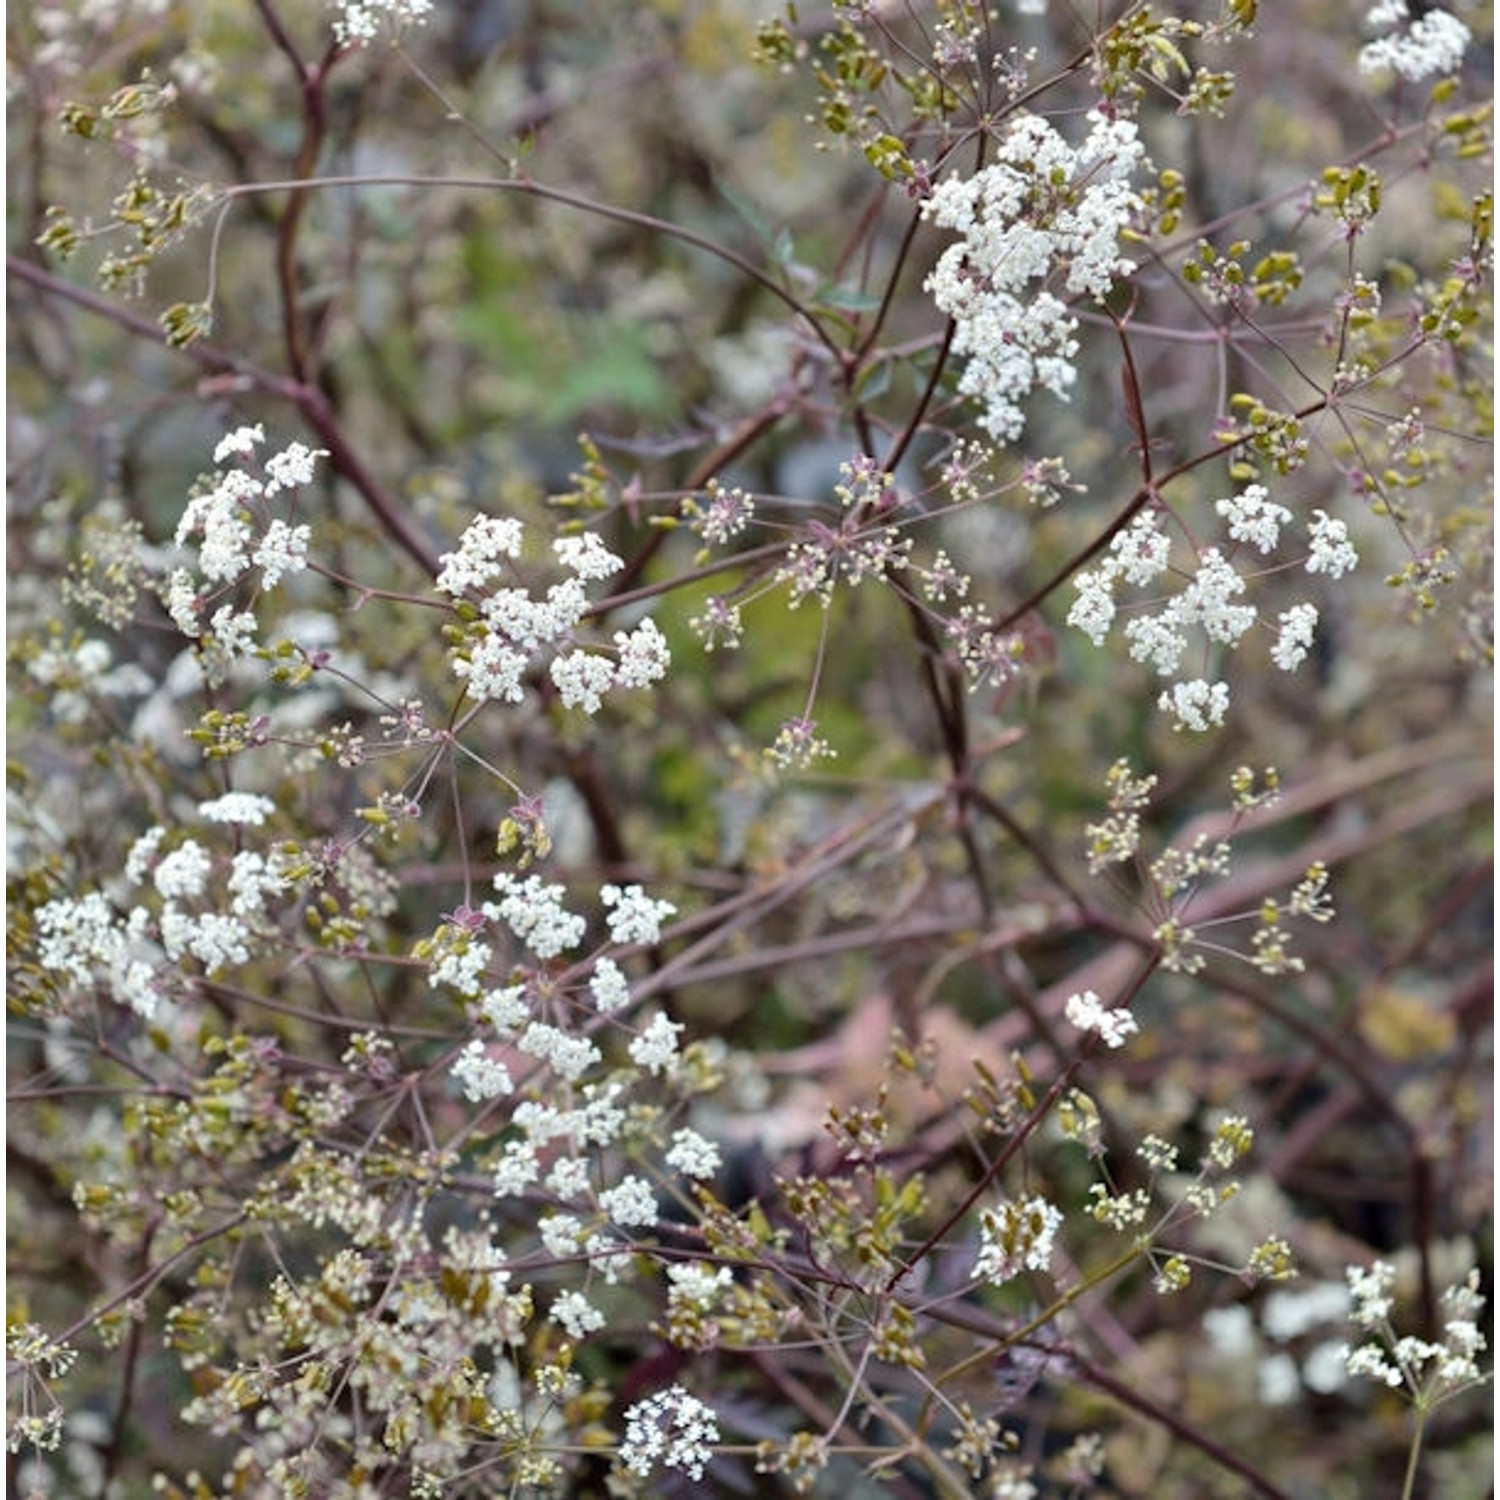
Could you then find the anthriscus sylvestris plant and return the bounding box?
[7,0,1491,1496]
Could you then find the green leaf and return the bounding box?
[815,282,880,312]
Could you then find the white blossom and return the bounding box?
[481,984,531,1032]
[331,0,434,47]
[116,960,163,1020]
[262,442,326,494]
[1341,1260,1487,1397]
[545,1155,591,1199]
[253,518,311,587]
[519,1021,601,1083]
[1064,989,1139,1048]
[554,532,623,580]
[198,792,277,825]
[628,1012,683,1074]
[551,1290,606,1339]
[492,1140,540,1197]
[35,892,127,987]
[688,482,755,544]
[1345,1342,1404,1386]
[227,850,289,921]
[165,570,202,636]
[125,826,168,886]
[1216,485,1293,554]
[454,634,529,704]
[177,471,257,583]
[584,1231,635,1285]
[574,1083,628,1147]
[612,617,671,691]
[1271,603,1319,671]
[689,595,743,651]
[1347,1261,1397,1328]
[488,874,586,959]
[601,883,676,946]
[1359,1,1471,80]
[666,1128,722,1180]
[551,649,616,714]
[212,424,264,464]
[481,578,589,650]
[153,840,212,900]
[436,516,526,596]
[1174,549,1257,645]
[1122,612,1189,677]
[1066,568,1116,646]
[450,1040,515,1102]
[599,1174,658,1228]
[159,907,250,973]
[975,1194,1064,1287]
[1109,512,1173,585]
[589,956,631,1014]
[1159,678,1231,732]
[539,1212,585,1259]
[620,1387,719,1483]
[524,577,590,643]
[1306,510,1359,578]
[206,604,258,660]
[429,939,491,998]
[922,110,1145,444]
[666,1261,733,1308]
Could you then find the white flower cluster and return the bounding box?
[486,873,587,960]
[331,0,433,47]
[974,1194,1064,1287]
[666,1261,734,1310]
[439,869,715,1215]
[682,480,756,546]
[628,1012,683,1075]
[165,426,322,678]
[1066,490,1358,731]
[600,1173,659,1228]
[26,635,147,724]
[551,1289,606,1340]
[450,1039,514,1103]
[588,956,631,1013]
[619,1385,720,1483]
[1064,989,1139,1049]
[519,1020,601,1082]
[491,1083,629,1198]
[1359,0,1471,81]
[177,426,318,587]
[428,930,492,998]
[197,792,276,826]
[1346,1259,1397,1328]
[923,111,1146,443]
[665,1127,722,1179]
[435,516,525,593]
[453,876,675,1014]
[771,463,914,613]
[439,518,670,712]
[601,883,676,946]
[1343,1261,1488,1396]
[1271,602,1319,672]
[1304,509,1360,577]
[35,816,293,1018]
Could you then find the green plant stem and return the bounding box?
[1400,1411,1427,1500]
[925,1239,1149,1400]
